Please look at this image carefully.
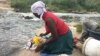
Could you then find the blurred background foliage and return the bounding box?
[11,0,100,12]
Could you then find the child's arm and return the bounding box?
[29,39,34,48]
[29,42,33,48]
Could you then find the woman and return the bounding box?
[31,1,73,56]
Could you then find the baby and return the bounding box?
[24,35,46,50]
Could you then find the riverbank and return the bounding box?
[14,26,83,56]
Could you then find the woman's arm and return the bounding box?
[40,32,50,37]
[35,18,58,52]
[44,18,58,44]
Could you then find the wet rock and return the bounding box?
[24,16,33,19]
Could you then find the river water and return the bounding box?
[0,12,43,56]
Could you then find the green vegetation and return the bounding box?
[11,0,100,12]
[74,23,82,33]
[11,0,37,12]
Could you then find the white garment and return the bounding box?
[58,54,71,56]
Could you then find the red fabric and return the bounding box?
[42,11,69,35]
[73,37,78,45]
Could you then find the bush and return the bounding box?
[74,24,82,33]
[11,0,37,12]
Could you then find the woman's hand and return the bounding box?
[40,32,50,37]
[40,38,47,43]
[35,43,44,52]
[35,38,47,52]
[40,33,46,37]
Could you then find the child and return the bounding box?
[24,35,46,50]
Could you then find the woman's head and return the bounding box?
[31,1,46,18]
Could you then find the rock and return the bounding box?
[24,16,33,19]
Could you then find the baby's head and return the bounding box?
[31,35,41,45]
[32,35,47,45]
